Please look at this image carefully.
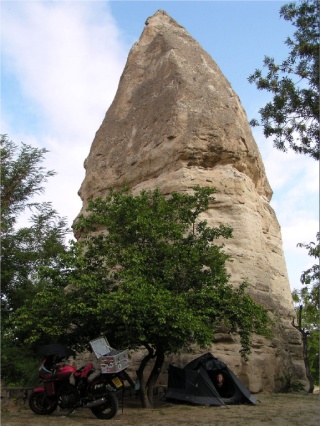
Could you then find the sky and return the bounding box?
[1,0,319,292]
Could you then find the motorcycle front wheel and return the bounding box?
[29,391,58,415]
[91,392,118,419]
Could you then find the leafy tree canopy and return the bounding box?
[1,134,55,230]
[12,187,272,407]
[248,0,319,160]
[292,232,320,388]
[1,135,70,316]
[1,135,70,385]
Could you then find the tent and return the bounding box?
[165,353,257,406]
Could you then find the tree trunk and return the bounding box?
[146,348,165,407]
[136,344,165,408]
[136,345,154,408]
[292,305,314,393]
[301,332,314,393]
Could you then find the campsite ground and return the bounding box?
[1,391,319,426]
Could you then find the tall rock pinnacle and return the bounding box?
[78,10,307,391]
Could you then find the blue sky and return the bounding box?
[1,0,318,291]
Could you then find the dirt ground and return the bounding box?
[1,392,319,426]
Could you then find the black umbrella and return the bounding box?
[38,343,76,358]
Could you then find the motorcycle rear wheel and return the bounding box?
[29,391,58,415]
[91,392,118,419]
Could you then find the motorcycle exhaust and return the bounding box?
[84,397,106,408]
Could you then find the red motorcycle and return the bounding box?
[29,343,133,420]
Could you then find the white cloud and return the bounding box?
[1,0,128,227]
[253,128,319,290]
[2,1,126,138]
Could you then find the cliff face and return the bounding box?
[78,10,307,391]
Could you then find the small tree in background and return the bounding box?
[1,134,70,316]
[13,187,272,407]
[292,232,320,392]
[1,135,70,385]
[248,0,319,160]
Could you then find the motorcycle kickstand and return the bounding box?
[62,408,76,418]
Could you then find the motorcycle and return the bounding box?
[28,343,133,420]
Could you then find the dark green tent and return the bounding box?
[165,353,257,406]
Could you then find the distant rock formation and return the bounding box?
[78,10,307,392]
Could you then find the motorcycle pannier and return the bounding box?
[90,337,129,373]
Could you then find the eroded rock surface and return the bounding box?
[77,10,306,391]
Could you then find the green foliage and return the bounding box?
[12,187,271,361]
[11,187,272,404]
[1,134,55,230]
[1,336,41,387]
[297,232,320,289]
[248,0,319,160]
[292,232,320,386]
[1,135,70,316]
[1,135,71,385]
[277,371,305,393]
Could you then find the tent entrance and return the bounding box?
[207,369,236,398]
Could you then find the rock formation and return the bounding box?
[77,10,307,392]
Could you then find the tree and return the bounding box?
[1,135,70,385]
[1,135,70,316]
[248,0,319,160]
[12,187,272,407]
[1,134,55,230]
[292,232,320,392]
